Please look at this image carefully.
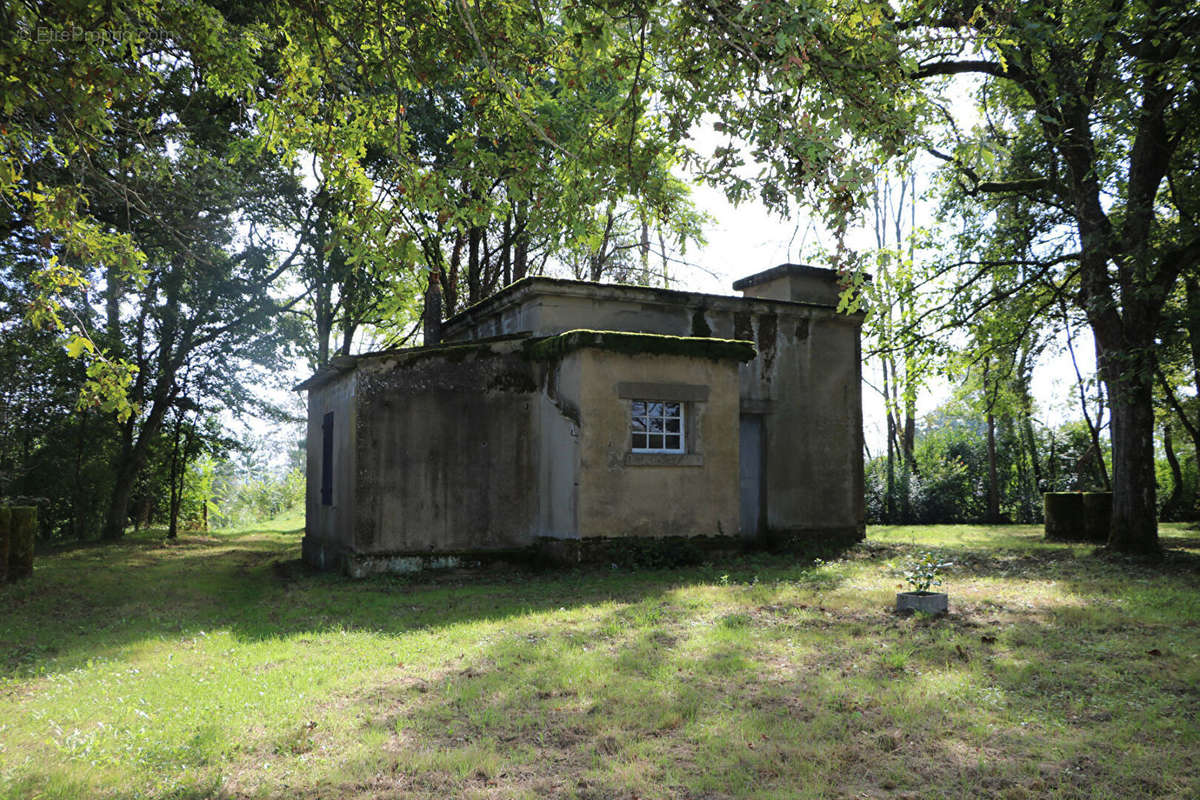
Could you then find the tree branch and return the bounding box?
[913,60,1022,81]
[925,148,1048,196]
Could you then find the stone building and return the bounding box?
[297,264,866,575]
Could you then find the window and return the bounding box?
[631,400,685,453]
[320,412,334,506]
[618,383,705,466]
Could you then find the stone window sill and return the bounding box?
[624,453,704,467]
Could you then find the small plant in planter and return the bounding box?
[896,552,953,615]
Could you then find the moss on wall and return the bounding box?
[525,330,755,363]
[733,312,754,342]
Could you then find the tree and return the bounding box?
[264,0,707,341]
[1156,274,1200,518]
[860,168,941,522]
[1,0,274,414]
[666,0,1200,553]
[2,1,302,539]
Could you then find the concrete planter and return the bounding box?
[896,591,948,616]
[1044,492,1111,543]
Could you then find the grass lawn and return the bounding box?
[2,519,1198,799]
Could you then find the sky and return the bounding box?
[663,174,1099,455]
[243,144,1101,470]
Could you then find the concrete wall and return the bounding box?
[742,312,865,539]
[574,349,741,539]
[533,353,582,539]
[444,278,866,540]
[301,270,865,573]
[351,343,542,557]
[302,371,358,569]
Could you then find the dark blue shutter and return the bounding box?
[320,412,334,506]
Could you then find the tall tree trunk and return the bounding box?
[467,225,482,304]
[103,440,139,540]
[102,268,183,541]
[984,357,1000,522]
[883,357,896,522]
[896,172,918,475]
[424,270,443,346]
[591,203,616,282]
[105,264,123,353]
[1161,421,1183,521]
[167,412,183,539]
[1064,307,1111,490]
[902,406,917,475]
[1098,342,1159,553]
[102,392,173,540]
[501,213,511,287]
[71,410,89,539]
[986,410,1000,522]
[640,214,650,285]
[512,203,529,281]
[1016,343,1042,505]
[658,225,670,287]
[1156,376,1200,520]
[312,202,333,368]
[333,247,357,357]
[315,281,332,368]
[1184,275,1200,503]
[443,233,463,313]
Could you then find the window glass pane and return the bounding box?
[631,398,687,452]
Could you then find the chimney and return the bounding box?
[732,264,844,306]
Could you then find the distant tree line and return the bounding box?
[864,405,1156,526]
[860,166,1199,528]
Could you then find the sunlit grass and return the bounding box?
[2,520,1197,799]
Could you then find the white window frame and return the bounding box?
[630,400,686,454]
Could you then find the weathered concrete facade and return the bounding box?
[299,265,865,575]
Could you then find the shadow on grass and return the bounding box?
[8,523,1198,684]
[4,525,1199,799]
[0,526,850,681]
[9,521,1200,683]
[263,576,1197,799]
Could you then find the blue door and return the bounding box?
[739,415,763,536]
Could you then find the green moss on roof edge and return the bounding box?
[524,330,756,362]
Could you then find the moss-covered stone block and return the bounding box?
[1082,492,1113,543]
[1044,493,1087,541]
[8,506,36,580]
[0,507,9,584]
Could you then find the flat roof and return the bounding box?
[526,330,756,363]
[293,334,532,392]
[441,273,856,338]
